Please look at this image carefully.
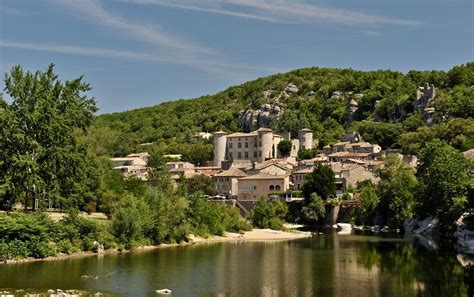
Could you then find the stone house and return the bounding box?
[110,153,149,180]
[292,167,313,190]
[237,173,290,201]
[213,167,247,197]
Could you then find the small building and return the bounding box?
[292,167,313,190]
[166,161,195,171]
[110,153,149,180]
[213,167,248,197]
[237,173,290,201]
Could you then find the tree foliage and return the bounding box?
[0,64,98,210]
[277,139,292,157]
[302,163,336,200]
[250,198,288,230]
[376,155,417,228]
[415,140,472,232]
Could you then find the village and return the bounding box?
[110,128,417,215]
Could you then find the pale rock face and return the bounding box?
[331,91,342,99]
[284,83,299,94]
[238,104,283,131]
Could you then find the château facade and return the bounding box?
[213,128,313,168]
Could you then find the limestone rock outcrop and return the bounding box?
[284,83,299,94]
[238,104,283,131]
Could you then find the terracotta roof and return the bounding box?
[239,173,289,180]
[328,152,350,157]
[293,167,314,174]
[227,132,257,138]
[215,167,248,177]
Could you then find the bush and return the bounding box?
[250,198,288,230]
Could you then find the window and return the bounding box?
[259,151,262,157]
[238,152,242,159]
[245,142,248,148]
[269,185,275,191]
[259,141,262,147]
[253,185,257,190]
[253,151,257,158]
[254,142,257,148]
[275,185,281,191]
[302,137,306,141]
[229,152,233,158]
[229,142,233,148]
[238,142,242,148]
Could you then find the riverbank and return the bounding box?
[1,228,311,265]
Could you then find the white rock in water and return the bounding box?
[156,288,172,295]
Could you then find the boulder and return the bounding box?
[284,83,299,94]
[93,241,105,254]
[403,217,419,233]
[331,91,342,99]
[413,217,439,234]
[336,223,352,235]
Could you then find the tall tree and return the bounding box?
[376,154,417,228]
[277,140,292,157]
[0,64,98,210]
[416,140,472,232]
[302,163,336,200]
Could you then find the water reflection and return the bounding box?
[0,234,471,297]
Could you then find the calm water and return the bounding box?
[0,233,472,297]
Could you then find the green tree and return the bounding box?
[302,163,336,199]
[180,142,213,166]
[376,155,417,228]
[355,181,379,225]
[301,193,326,224]
[416,140,471,232]
[0,64,98,210]
[250,198,287,230]
[277,140,292,157]
[187,174,215,196]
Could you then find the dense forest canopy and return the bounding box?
[89,62,474,158]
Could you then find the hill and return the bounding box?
[86,62,474,159]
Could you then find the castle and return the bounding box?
[213,128,314,168]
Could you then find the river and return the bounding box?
[0,232,472,296]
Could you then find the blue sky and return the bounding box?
[0,0,472,114]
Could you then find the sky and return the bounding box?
[0,0,472,114]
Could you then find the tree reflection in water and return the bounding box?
[356,234,470,297]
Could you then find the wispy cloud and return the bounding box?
[0,40,280,75]
[0,5,30,16]
[123,0,291,23]
[360,30,384,36]
[50,0,214,55]
[120,0,421,26]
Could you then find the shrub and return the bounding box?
[250,198,287,230]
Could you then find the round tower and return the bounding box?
[213,131,227,168]
[299,128,313,150]
[257,128,273,162]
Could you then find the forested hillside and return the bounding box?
[88,62,474,158]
